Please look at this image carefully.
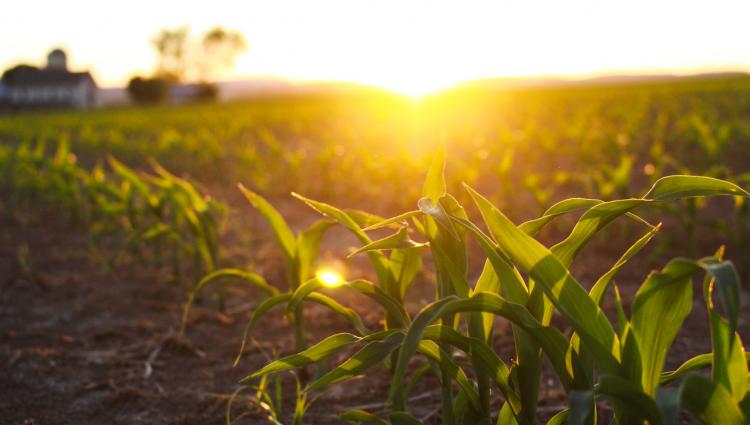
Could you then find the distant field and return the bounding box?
[3,75,750,216]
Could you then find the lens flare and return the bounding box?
[316,269,343,288]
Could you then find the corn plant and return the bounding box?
[180,185,365,363]
[0,141,225,292]
[106,157,226,285]
[153,162,225,279]
[243,151,750,424]
[228,371,332,425]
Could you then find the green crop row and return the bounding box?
[4,79,750,275]
[179,147,750,424]
[0,140,224,299]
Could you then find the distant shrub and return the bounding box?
[193,82,218,102]
[126,76,171,104]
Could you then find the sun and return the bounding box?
[371,72,460,99]
[379,80,447,98]
[316,269,343,288]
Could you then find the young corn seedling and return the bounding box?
[181,185,367,370]
[419,174,748,424]
[244,148,479,423]
[228,371,331,425]
[150,161,225,281]
[246,155,750,424]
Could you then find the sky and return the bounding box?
[2,0,750,95]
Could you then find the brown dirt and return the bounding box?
[1,199,748,425]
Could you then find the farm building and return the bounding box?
[0,49,98,110]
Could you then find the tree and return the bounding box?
[126,76,170,104]
[198,27,247,81]
[150,26,247,83]
[151,26,189,81]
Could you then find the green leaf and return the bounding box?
[589,225,660,305]
[238,184,297,266]
[347,279,410,327]
[286,279,324,315]
[429,242,472,298]
[644,175,750,201]
[389,292,584,414]
[416,340,482,414]
[519,198,602,236]
[465,184,621,375]
[551,198,647,268]
[106,156,152,199]
[473,260,501,342]
[305,332,405,392]
[701,250,747,401]
[422,325,520,412]
[656,387,682,425]
[596,374,664,425]
[347,227,427,258]
[545,409,568,425]
[292,193,370,244]
[422,143,446,202]
[388,247,424,300]
[660,353,713,384]
[660,353,750,385]
[344,209,386,228]
[340,410,389,424]
[567,389,594,425]
[245,333,360,380]
[700,258,741,341]
[449,215,529,304]
[288,278,408,328]
[390,411,424,425]
[362,211,421,231]
[181,268,277,334]
[709,310,748,402]
[681,374,745,425]
[235,293,293,366]
[292,193,391,285]
[296,219,335,282]
[631,258,696,395]
[306,292,369,336]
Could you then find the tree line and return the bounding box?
[127,26,246,104]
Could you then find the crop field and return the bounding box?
[1,75,750,425]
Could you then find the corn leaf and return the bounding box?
[630,258,696,395]
[465,184,621,375]
[589,225,660,305]
[388,247,424,300]
[416,340,482,414]
[421,325,520,413]
[347,227,427,258]
[389,292,585,413]
[681,374,745,425]
[362,211,421,231]
[644,175,750,201]
[305,332,405,393]
[245,333,360,381]
[390,412,424,425]
[340,410,389,425]
[519,198,602,236]
[238,184,297,265]
[596,374,664,425]
[422,144,446,203]
[235,293,293,366]
[297,219,335,282]
[181,268,277,334]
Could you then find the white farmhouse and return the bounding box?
[1,49,98,110]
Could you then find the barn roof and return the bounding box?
[1,65,96,87]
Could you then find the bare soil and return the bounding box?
[1,200,748,425]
